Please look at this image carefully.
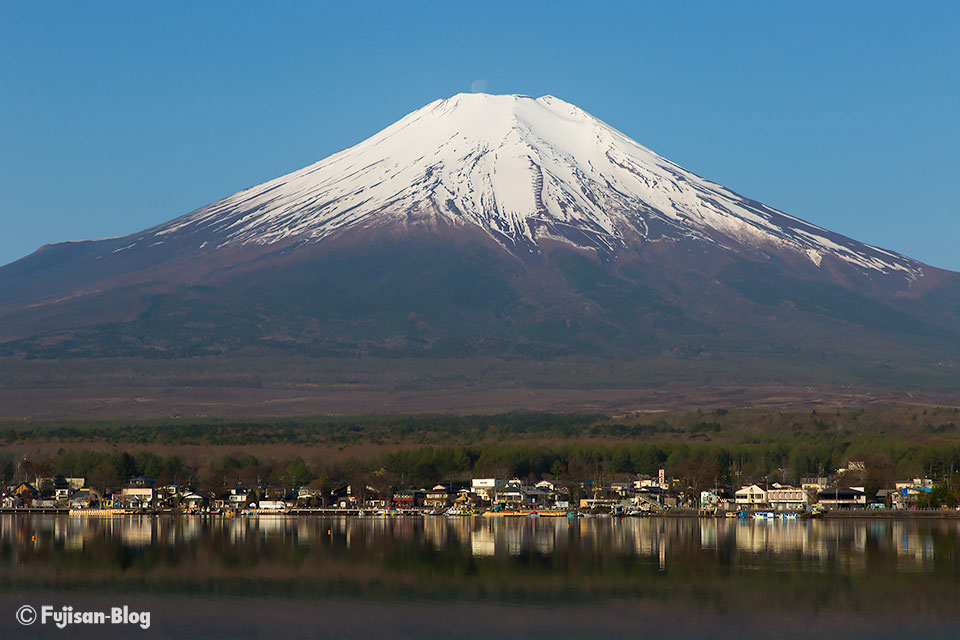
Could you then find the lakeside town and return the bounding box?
[2,460,955,518]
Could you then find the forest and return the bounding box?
[4,407,960,501]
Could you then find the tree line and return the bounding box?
[7,437,960,500]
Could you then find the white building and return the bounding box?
[700,490,736,512]
[735,484,768,506]
[817,486,866,509]
[634,470,668,491]
[497,480,555,506]
[181,492,204,509]
[766,484,807,511]
[257,500,288,511]
[297,487,319,500]
[119,487,156,508]
[471,478,507,502]
[228,488,250,507]
[896,478,933,490]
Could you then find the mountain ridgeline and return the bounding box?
[2,93,959,386]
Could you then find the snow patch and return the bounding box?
[805,249,823,267]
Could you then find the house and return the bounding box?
[700,489,736,512]
[894,485,930,509]
[54,480,72,503]
[801,477,829,490]
[296,487,326,507]
[889,479,934,509]
[471,478,507,502]
[838,461,866,475]
[872,489,894,508]
[336,496,359,508]
[635,485,669,510]
[452,490,482,507]
[496,480,555,507]
[69,489,100,509]
[896,478,934,491]
[817,486,866,509]
[257,500,289,511]
[12,482,39,504]
[361,488,388,509]
[161,484,184,498]
[228,487,250,508]
[424,483,460,509]
[181,492,204,510]
[700,490,720,511]
[522,485,555,506]
[330,485,359,508]
[119,486,156,509]
[766,484,808,511]
[297,486,321,501]
[633,474,659,490]
[610,482,636,498]
[536,480,569,506]
[735,484,769,507]
[15,482,39,496]
[392,488,426,508]
[801,477,828,503]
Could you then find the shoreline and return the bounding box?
[4,507,960,519]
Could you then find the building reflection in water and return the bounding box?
[0,514,953,575]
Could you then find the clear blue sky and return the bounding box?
[2,2,958,269]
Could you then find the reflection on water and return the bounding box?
[700,518,941,572]
[3,514,958,569]
[3,514,960,620]
[3,514,960,638]
[3,514,958,571]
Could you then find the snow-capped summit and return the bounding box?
[141,93,919,277]
[5,92,959,369]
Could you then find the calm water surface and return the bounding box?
[2,514,959,638]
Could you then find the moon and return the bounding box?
[470,79,488,93]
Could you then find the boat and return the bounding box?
[482,506,535,517]
[753,511,775,520]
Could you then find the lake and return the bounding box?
[2,514,959,638]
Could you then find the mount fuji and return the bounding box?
[1,93,958,374]
[121,93,918,275]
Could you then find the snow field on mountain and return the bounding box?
[138,93,919,277]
